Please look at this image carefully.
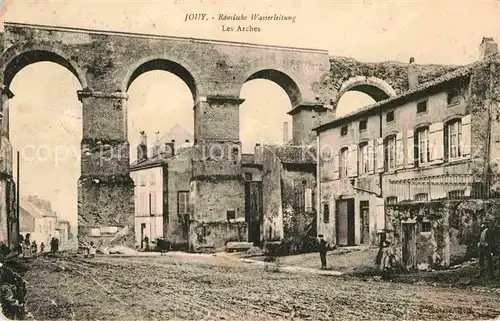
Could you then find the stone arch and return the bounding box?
[337,76,397,102]
[121,56,199,102]
[1,45,88,89]
[239,67,303,107]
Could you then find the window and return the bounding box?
[386,196,398,205]
[414,193,429,202]
[178,191,189,215]
[416,127,430,165]
[421,221,432,232]
[358,143,369,174]
[339,147,349,177]
[140,175,147,186]
[150,173,155,186]
[244,173,253,181]
[323,203,330,223]
[341,125,348,136]
[227,210,236,220]
[294,182,305,213]
[150,192,157,215]
[384,136,396,171]
[386,111,394,122]
[305,188,313,212]
[446,119,463,159]
[140,193,147,214]
[359,119,367,131]
[448,189,465,199]
[447,89,460,105]
[417,100,428,114]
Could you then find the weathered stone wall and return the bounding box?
[189,221,247,251]
[261,147,284,241]
[281,165,316,240]
[166,153,191,248]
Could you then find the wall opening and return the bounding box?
[127,70,194,163]
[10,61,82,241]
[239,79,293,153]
[336,91,377,118]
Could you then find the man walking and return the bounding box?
[318,234,328,270]
[478,221,494,278]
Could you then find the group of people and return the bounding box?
[18,234,60,258]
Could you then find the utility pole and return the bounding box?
[16,150,20,246]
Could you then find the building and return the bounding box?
[130,121,318,252]
[56,220,71,246]
[19,196,58,247]
[314,38,500,269]
[130,127,193,250]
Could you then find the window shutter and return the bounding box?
[348,144,358,177]
[376,197,385,232]
[461,115,471,157]
[429,122,444,163]
[406,130,415,168]
[333,151,339,180]
[396,132,404,169]
[368,139,375,174]
[376,138,384,173]
[444,123,449,161]
[305,188,313,212]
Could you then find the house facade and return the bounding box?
[20,196,58,248]
[315,38,500,269]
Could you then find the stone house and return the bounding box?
[130,129,192,250]
[314,38,500,269]
[19,196,58,248]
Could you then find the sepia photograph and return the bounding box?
[0,0,499,320]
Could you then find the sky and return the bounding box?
[1,0,499,230]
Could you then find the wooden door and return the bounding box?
[402,223,417,270]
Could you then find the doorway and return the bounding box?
[402,222,417,270]
[140,223,146,249]
[245,181,263,244]
[360,201,370,245]
[336,198,355,246]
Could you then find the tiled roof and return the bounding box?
[264,145,316,164]
[20,200,47,218]
[315,54,500,132]
[130,146,193,170]
[241,153,255,165]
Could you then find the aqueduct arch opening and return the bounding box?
[0,22,331,246]
[239,69,302,151]
[335,76,396,117]
[0,48,85,248]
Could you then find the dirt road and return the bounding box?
[22,253,500,320]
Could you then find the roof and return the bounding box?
[157,124,193,146]
[130,146,193,171]
[20,200,48,218]
[314,53,500,132]
[264,145,316,164]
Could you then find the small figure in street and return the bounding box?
[22,235,32,258]
[318,234,328,270]
[478,221,494,278]
[144,236,150,252]
[31,241,37,257]
[54,238,59,252]
[40,242,45,253]
[0,262,27,320]
[88,242,96,258]
[380,240,395,279]
[50,237,56,253]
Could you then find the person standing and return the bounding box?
[478,221,494,278]
[318,234,328,270]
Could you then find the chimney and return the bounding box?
[480,37,499,60]
[151,131,160,158]
[137,131,148,161]
[408,57,418,90]
[282,122,289,145]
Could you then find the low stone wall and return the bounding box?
[188,221,247,251]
